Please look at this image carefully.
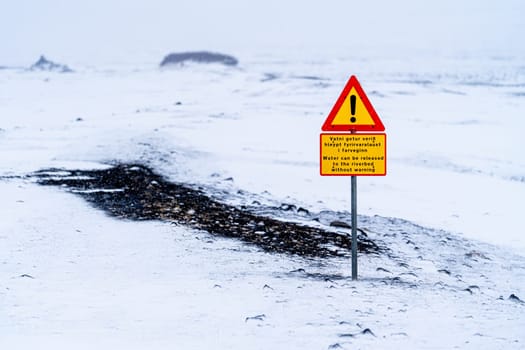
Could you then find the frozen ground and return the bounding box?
[1,50,525,349]
[1,52,524,249]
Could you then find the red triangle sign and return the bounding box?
[322,75,385,132]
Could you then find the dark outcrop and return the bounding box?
[160,51,238,67]
[32,164,382,258]
[30,55,73,73]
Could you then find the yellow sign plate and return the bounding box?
[320,133,387,176]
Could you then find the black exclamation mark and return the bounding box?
[350,95,356,123]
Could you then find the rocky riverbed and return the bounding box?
[31,164,383,258]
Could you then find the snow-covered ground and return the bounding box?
[1,177,525,350]
[2,1,525,348]
[1,53,524,250]
[1,51,524,349]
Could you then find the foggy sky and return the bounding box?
[1,0,523,65]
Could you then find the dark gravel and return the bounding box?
[160,51,238,67]
[33,164,382,258]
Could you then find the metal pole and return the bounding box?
[351,175,358,280]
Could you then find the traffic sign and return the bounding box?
[319,75,387,281]
[320,133,386,176]
[321,75,385,132]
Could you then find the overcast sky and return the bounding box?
[1,0,524,64]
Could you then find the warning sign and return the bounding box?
[321,76,385,132]
[320,133,386,176]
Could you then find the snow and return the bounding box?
[1,0,525,348]
[1,180,524,349]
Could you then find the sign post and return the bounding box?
[351,172,358,280]
[320,75,387,280]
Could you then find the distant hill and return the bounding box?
[30,55,73,73]
[160,51,238,67]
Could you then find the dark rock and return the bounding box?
[31,164,384,258]
[297,207,310,215]
[465,250,490,260]
[30,55,73,73]
[509,294,523,303]
[338,328,375,338]
[160,51,238,67]
[361,328,376,337]
[279,203,297,211]
[400,272,418,278]
[245,314,266,322]
[338,333,355,338]
[330,220,352,229]
[391,332,408,337]
[376,267,391,273]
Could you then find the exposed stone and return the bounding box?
[30,55,73,73]
[160,51,238,67]
[32,164,383,258]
